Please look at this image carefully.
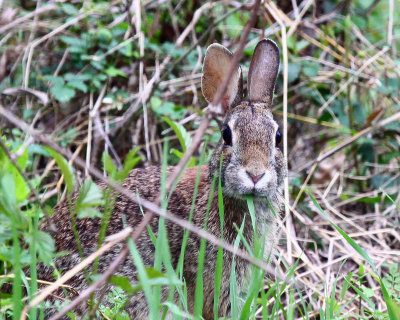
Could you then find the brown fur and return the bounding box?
[37,39,285,319]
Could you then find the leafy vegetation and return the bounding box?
[1,0,400,319]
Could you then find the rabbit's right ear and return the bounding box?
[202,44,243,111]
[248,39,280,106]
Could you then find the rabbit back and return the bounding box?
[39,165,261,319]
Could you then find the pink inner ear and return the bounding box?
[222,96,230,111]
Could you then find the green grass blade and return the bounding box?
[230,219,246,320]
[28,208,40,320]
[214,154,225,319]
[127,238,158,319]
[193,174,217,318]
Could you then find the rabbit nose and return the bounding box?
[246,171,265,185]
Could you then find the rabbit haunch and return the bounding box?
[38,39,285,319]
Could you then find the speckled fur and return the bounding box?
[38,39,286,319]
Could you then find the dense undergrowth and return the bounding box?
[1,0,400,319]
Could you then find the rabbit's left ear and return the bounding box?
[202,43,243,111]
[248,39,280,106]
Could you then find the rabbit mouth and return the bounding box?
[223,184,276,200]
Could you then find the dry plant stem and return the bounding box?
[86,93,94,178]
[90,84,122,168]
[292,162,318,209]
[49,246,132,320]
[0,4,58,34]
[265,0,291,264]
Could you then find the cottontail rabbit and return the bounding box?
[39,38,285,319]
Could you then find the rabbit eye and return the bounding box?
[275,128,282,145]
[222,125,232,146]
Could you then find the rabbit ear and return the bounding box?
[202,44,243,111]
[248,39,280,106]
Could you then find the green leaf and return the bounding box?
[162,302,193,319]
[44,147,75,193]
[150,97,184,120]
[60,36,87,48]
[44,75,64,86]
[115,148,141,181]
[225,12,243,38]
[302,61,320,77]
[296,39,310,52]
[97,28,112,42]
[109,276,136,293]
[64,73,92,81]
[105,66,128,78]
[170,149,196,167]
[61,3,79,15]
[51,84,75,102]
[28,144,50,156]
[162,117,192,152]
[145,267,167,279]
[103,153,117,177]
[0,173,17,213]
[288,62,301,83]
[67,80,88,93]
[24,231,55,264]
[0,148,29,202]
[76,179,104,219]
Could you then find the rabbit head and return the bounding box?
[202,39,286,199]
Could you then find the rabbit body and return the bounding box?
[39,39,285,319]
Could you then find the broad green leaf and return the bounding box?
[44,75,64,86]
[145,267,167,279]
[61,3,79,15]
[302,61,320,77]
[288,62,301,83]
[151,97,184,120]
[163,117,192,152]
[64,73,92,81]
[60,36,87,48]
[67,80,88,93]
[170,149,196,167]
[105,66,128,78]
[97,28,112,42]
[27,144,50,157]
[225,12,243,38]
[76,179,104,219]
[44,147,75,193]
[51,84,75,102]
[24,231,55,264]
[109,276,135,293]
[14,146,28,170]
[115,148,141,181]
[0,148,29,202]
[102,153,117,177]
